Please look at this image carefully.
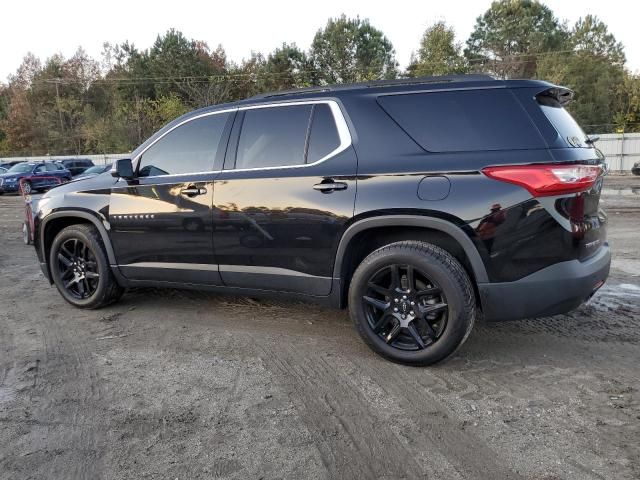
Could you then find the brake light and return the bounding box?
[482,164,601,197]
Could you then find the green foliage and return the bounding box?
[615,73,640,132]
[536,15,626,133]
[310,15,397,84]
[258,43,313,92]
[465,0,567,78]
[0,10,638,156]
[407,21,468,77]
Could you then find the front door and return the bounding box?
[109,110,234,285]
[212,101,356,295]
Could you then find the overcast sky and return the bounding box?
[1,0,638,82]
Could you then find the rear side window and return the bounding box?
[234,105,312,169]
[537,94,588,147]
[377,89,545,152]
[45,163,59,172]
[307,104,340,163]
[138,112,231,177]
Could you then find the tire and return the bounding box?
[23,221,31,245]
[22,181,32,195]
[348,240,476,366]
[49,224,124,309]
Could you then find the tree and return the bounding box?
[537,15,626,132]
[615,73,640,132]
[258,43,313,92]
[309,15,397,84]
[465,0,567,78]
[407,21,468,77]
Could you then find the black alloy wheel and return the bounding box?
[56,237,100,299]
[348,241,476,366]
[50,224,124,309]
[363,264,448,351]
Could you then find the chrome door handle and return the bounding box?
[313,182,348,192]
[180,186,207,197]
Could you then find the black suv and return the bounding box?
[57,158,94,176]
[30,75,610,365]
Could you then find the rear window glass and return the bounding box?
[235,105,312,170]
[537,95,588,147]
[377,89,544,152]
[306,104,340,163]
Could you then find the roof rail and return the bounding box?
[251,74,495,99]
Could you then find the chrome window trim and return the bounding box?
[132,99,352,179]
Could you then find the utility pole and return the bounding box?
[53,79,64,134]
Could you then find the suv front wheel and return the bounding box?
[49,224,124,309]
[348,241,476,366]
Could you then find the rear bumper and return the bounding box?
[479,244,611,321]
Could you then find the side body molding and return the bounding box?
[333,215,489,283]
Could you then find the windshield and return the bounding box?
[7,163,34,173]
[83,165,106,174]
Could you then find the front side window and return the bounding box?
[234,105,312,170]
[138,112,231,177]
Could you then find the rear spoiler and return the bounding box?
[536,86,574,106]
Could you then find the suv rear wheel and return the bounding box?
[348,241,475,366]
[49,224,124,309]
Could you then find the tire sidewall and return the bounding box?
[49,226,110,308]
[349,246,473,365]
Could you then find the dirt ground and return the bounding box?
[0,175,639,480]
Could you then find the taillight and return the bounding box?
[482,164,601,197]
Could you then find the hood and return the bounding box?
[43,171,118,198]
[0,172,23,180]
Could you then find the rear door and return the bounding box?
[212,100,356,295]
[109,110,234,284]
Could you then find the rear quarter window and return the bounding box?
[536,94,588,147]
[377,89,545,152]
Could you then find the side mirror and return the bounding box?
[111,158,135,179]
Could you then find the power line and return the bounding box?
[5,48,601,87]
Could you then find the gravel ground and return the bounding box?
[0,175,639,480]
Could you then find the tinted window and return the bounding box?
[34,165,46,173]
[45,163,59,172]
[138,112,231,177]
[307,104,340,163]
[537,95,588,147]
[377,89,544,152]
[234,105,312,169]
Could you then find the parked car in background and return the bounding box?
[30,75,610,365]
[56,159,94,177]
[74,163,112,179]
[632,161,640,175]
[0,162,72,194]
[0,160,23,170]
[0,167,7,174]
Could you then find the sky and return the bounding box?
[1,0,638,82]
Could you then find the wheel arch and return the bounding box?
[333,215,488,307]
[40,210,117,282]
